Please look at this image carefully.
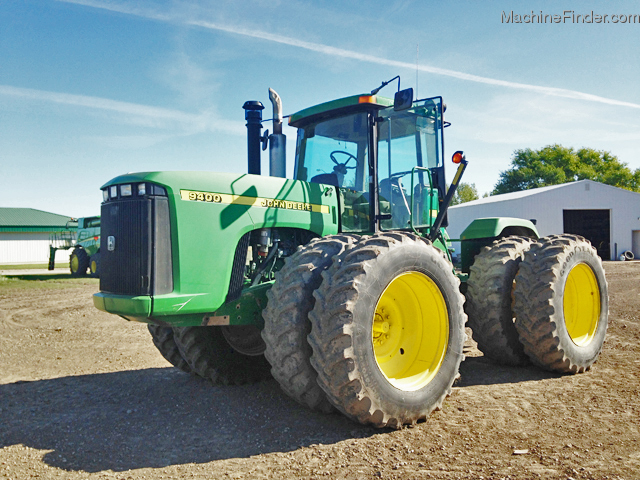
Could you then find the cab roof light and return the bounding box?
[120,184,132,197]
[153,185,167,196]
[358,95,377,104]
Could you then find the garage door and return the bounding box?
[563,209,611,260]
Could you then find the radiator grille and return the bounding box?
[100,195,172,296]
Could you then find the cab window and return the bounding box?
[377,99,443,230]
[295,112,371,232]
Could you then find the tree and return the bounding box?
[451,182,479,205]
[492,144,640,195]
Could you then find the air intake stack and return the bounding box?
[243,100,264,175]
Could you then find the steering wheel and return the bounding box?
[330,151,358,175]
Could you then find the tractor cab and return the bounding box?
[290,92,447,235]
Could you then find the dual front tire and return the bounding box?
[261,235,359,413]
[307,233,466,428]
[147,325,192,374]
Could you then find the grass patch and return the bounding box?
[0,264,52,270]
[0,274,98,290]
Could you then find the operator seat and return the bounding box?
[310,173,339,187]
[379,178,411,228]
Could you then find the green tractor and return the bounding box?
[49,216,101,277]
[93,79,608,428]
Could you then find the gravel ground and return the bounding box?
[0,262,638,479]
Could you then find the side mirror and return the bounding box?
[394,88,413,111]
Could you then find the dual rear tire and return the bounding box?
[466,234,608,373]
[465,236,532,366]
[514,235,608,373]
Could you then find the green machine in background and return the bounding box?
[93,78,608,428]
[49,216,100,277]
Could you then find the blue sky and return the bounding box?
[1,0,639,218]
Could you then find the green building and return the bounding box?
[0,208,74,265]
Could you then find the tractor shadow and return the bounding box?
[0,359,559,472]
[457,354,561,387]
[0,368,377,472]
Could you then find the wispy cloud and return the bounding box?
[453,92,640,146]
[58,0,640,110]
[0,84,244,135]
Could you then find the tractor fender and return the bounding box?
[459,217,539,273]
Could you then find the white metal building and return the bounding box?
[447,180,640,261]
[0,208,75,265]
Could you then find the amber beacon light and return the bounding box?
[452,151,465,164]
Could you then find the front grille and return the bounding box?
[100,194,173,296]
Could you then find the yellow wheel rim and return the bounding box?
[71,255,79,273]
[563,263,600,346]
[91,260,97,274]
[372,272,449,391]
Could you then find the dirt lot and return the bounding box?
[0,262,638,480]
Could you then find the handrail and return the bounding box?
[409,166,433,234]
[49,231,77,249]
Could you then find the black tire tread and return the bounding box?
[173,326,271,385]
[262,234,359,412]
[514,234,608,373]
[465,236,532,365]
[70,248,89,277]
[309,232,466,428]
[147,324,192,374]
[89,252,100,278]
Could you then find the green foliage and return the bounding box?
[451,182,480,205]
[493,144,640,195]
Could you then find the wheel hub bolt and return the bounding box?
[373,318,390,334]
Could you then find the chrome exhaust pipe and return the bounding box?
[268,88,286,178]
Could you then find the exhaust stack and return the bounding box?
[268,88,286,178]
[243,100,264,175]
